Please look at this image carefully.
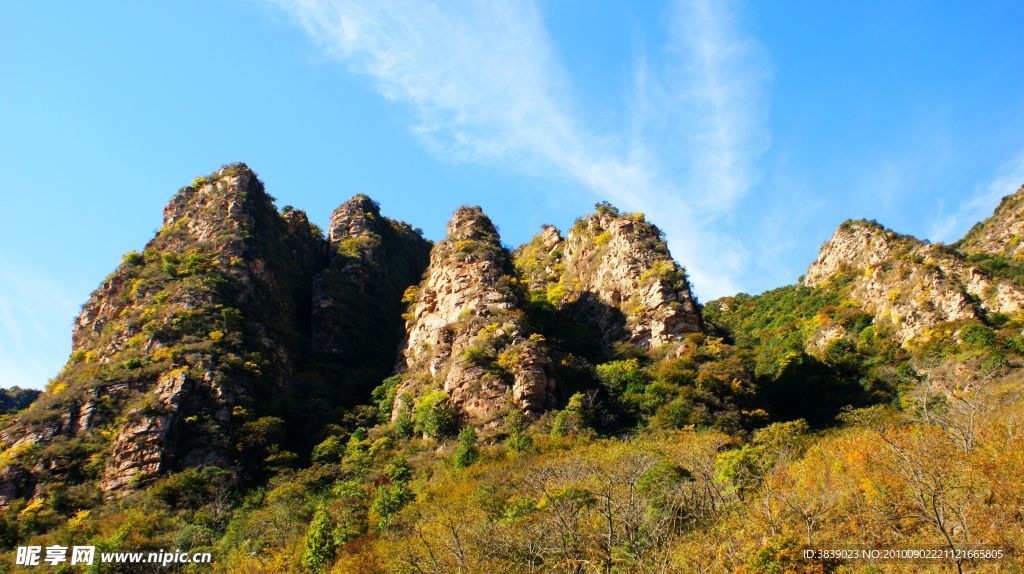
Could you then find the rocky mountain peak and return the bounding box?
[396,206,553,427]
[161,163,272,243]
[0,167,433,504]
[514,225,564,291]
[312,195,431,399]
[516,203,703,349]
[957,184,1024,258]
[446,205,501,242]
[804,219,912,286]
[805,217,1024,343]
[327,194,383,242]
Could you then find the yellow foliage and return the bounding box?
[164,365,190,379]
[0,441,34,470]
[703,336,725,357]
[454,239,477,252]
[546,282,567,304]
[67,509,91,529]
[18,498,44,518]
[496,347,520,372]
[401,285,419,304]
[130,278,145,298]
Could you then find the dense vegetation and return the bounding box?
[4,270,1021,572]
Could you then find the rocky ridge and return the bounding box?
[10,162,1022,507]
[957,185,1024,258]
[805,219,1024,343]
[0,165,429,503]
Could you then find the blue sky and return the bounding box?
[2,1,1023,389]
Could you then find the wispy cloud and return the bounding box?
[269,0,771,299]
[929,151,1024,243]
[0,261,79,389]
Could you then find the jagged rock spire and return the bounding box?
[312,195,431,399]
[396,206,554,426]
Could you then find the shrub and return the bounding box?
[551,392,590,437]
[371,375,402,422]
[595,359,650,394]
[960,322,997,349]
[311,435,346,464]
[161,253,179,277]
[121,251,144,267]
[394,396,414,438]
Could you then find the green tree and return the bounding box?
[453,427,480,468]
[371,375,403,423]
[394,394,414,438]
[311,435,345,464]
[551,392,590,437]
[373,483,411,529]
[505,410,533,452]
[303,505,336,574]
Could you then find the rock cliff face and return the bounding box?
[805,219,1024,343]
[396,207,555,426]
[958,185,1024,258]
[0,164,329,501]
[515,205,703,349]
[312,195,431,399]
[0,165,435,505]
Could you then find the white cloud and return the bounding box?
[270,0,771,299]
[929,151,1024,243]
